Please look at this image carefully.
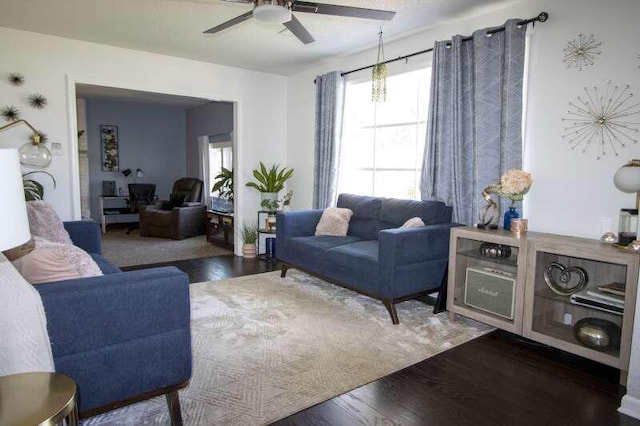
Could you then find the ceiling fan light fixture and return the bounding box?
[254,4,291,24]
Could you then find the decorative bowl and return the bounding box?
[573,318,621,351]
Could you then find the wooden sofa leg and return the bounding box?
[383,300,399,325]
[281,264,289,278]
[166,390,183,426]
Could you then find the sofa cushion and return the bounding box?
[337,194,382,240]
[379,198,448,229]
[315,207,353,236]
[325,240,381,293]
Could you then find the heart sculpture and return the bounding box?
[543,262,589,296]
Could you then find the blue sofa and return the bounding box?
[276,194,457,324]
[34,221,192,423]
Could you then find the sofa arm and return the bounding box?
[35,267,190,358]
[378,223,461,266]
[63,221,102,254]
[276,210,324,240]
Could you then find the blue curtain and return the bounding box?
[313,71,345,209]
[420,19,527,224]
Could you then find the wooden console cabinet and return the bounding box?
[447,226,639,382]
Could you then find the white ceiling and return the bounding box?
[0,0,516,76]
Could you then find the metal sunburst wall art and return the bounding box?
[562,80,640,160]
[563,34,601,70]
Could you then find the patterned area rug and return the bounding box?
[101,228,232,267]
[84,270,491,425]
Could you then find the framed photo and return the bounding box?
[101,125,119,171]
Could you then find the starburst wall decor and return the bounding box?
[562,80,640,160]
[563,34,601,70]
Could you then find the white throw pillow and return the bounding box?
[315,207,354,237]
[401,217,426,228]
[12,237,103,285]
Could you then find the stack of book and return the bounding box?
[569,282,625,315]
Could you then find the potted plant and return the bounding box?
[240,222,258,258]
[246,162,294,207]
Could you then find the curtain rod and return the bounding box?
[315,12,548,83]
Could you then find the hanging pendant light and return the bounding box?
[19,133,52,168]
[372,28,387,103]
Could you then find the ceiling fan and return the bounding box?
[203,0,395,45]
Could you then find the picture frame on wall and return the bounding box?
[100,124,119,171]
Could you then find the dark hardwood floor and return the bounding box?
[129,254,640,426]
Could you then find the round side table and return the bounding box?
[0,372,78,426]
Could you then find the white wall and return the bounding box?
[0,27,287,253]
[287,0,640,240]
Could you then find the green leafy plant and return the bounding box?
[240,222,258,244]
[22,171,56,201]
[245,162,294,193]
[212,167,233,202]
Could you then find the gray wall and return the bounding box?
[86,99,187,219]
[185,101,234,178]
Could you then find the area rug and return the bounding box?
[84,270,491,425]
[101,228,232,267]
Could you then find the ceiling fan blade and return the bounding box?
[284,15,315,44]
[291,1,395,21]
[203,10,254,34]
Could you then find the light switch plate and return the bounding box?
[51,142,62,155]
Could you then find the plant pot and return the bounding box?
[242,243,256,258]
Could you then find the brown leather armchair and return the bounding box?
[139,177,207,240]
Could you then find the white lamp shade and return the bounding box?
[253,4,291,23]
[614,160,640,193]
[0,149,30,251]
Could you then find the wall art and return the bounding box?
[8,72,24,86]
[563,34,601,70]
[100,125,119,172]
[561,80,640,160]
[28,93,47,109]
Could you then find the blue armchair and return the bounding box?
[34,221,192,423]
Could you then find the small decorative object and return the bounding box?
[100,125,119,171]
[617,207,638,246]
[494,169,533,231]
[478,242,511,258]
[562,34,601,70]
[27,93,48,109]
[477,185,499,229]
[265,237,276,259]
[573,318,621,351]
[282,190,293,211]
[1,105,20,122]
[628,240,640,253]
[503,206,520,230]
[544,261,589,296]
[372,28,387,102]
[600,232,617,244]
[562,80,640,160]
[8,72,24,86]
[511,218,528,236]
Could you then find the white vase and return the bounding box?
[260,192,279,211]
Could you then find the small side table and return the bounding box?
[0,372,78,426]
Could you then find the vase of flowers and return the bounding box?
[495,169,533,231]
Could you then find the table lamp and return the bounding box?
[613,159,640,245]
[0,149,31,252]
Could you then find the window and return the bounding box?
[209,141,232,198]
[338,67,431,200]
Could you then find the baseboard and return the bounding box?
[619,394,640,419]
